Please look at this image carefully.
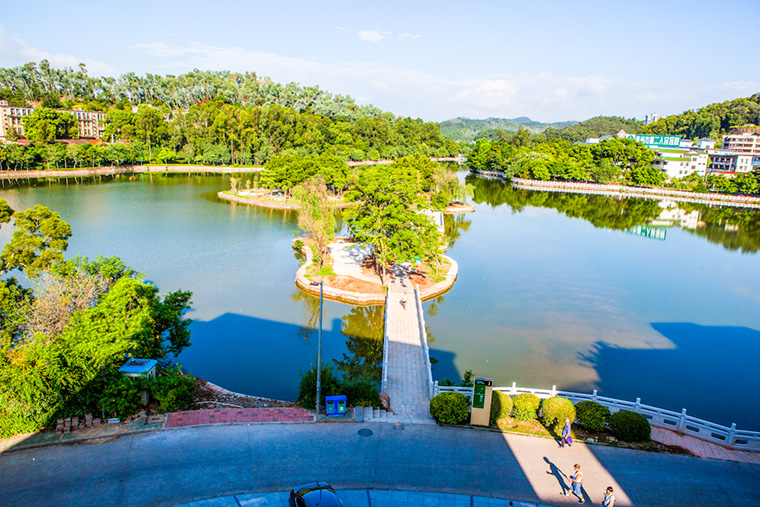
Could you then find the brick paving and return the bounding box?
[380,266,435,425]
[652,427,760,465]
[165,408,313,428]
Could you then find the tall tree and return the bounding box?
[293,175,336,268]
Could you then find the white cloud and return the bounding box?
[398,33,421,41]
[358,30,389,42]
[124,39,760,123]
[0,23,118,76]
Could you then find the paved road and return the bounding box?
[1,423,758,507]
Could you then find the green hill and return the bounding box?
[439,117,577,142]
[541,116,645,143]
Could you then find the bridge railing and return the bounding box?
[434,381,760,451]
[414,285,435,400]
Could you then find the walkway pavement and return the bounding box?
[380,265,435,425]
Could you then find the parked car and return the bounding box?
[289,481,343,507]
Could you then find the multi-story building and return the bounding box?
[652,148,709,179]
[0,100,107,141]
[720,132,760,166]
[708,151,754,173]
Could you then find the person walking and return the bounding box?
[400,295,407,310]
[561,417,572,447]
[563,463,584,503]
[601,486,615,507]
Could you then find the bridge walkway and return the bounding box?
[379,265,435,425]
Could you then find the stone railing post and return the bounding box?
[634,397,641,413]
[727,423,737,446]
[551,385,557,397]
[677,408,687,433]
[511,381,517,395]
[592,389,598,401]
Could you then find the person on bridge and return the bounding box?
[601,486,615,507]
[400,295,408,310]
[561,417,573,447]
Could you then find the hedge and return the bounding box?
[540,397,576,431]
[513,393,541,421]
[489,391,513,426]
[575,401,611,433]
[429,392,470,425]
[609,410,651,442]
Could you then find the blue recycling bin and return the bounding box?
[325,395,347,417]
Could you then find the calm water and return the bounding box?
[1,174,758,428]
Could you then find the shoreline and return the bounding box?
[473,170,760,209]
[293,240,458,305]
[0,164,264,180]
[217,191,355,210]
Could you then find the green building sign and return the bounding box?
[626,134,681,147]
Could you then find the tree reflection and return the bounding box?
[334,305,384,385]
[291,289,319,342]
[444,214,472,248]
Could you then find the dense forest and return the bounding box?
[0,61,462,170]
[540,116,645,143]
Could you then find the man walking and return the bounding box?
[601,486,615,507]
[563,463,583,504]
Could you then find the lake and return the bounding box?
[1,173,758,429]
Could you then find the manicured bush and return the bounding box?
[489,390,513,426]
[575,401,611,433]
[540,397,576,431]
[343,381,381,408]
[609,410,651,442]
[150,368,196,413]
[512,393,541,421]
[429,392,470,425]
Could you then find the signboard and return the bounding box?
[626,225,667,241]
[473,378,492,409]
[627,134,681,147]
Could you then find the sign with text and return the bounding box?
[627,134,682,147]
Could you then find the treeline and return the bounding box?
[0,64,461,170]
[641,94,760,140]
[540,116,645,143]
[466,131,760,194]
[0,60,380,119]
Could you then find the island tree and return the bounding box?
[344,156,443,282]
[293,175,336,268]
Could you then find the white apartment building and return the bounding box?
[708,151,754,173]
[720,132,760,165]
[0,100,107,141]
[652,148,709,179]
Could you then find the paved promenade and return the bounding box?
[380,266,435,425]
[165,408,313,428]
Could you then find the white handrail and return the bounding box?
[414,285,435,400]
[433,382,760,451]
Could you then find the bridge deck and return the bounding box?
[381,270,435,425]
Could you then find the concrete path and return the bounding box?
[1,423,757,506]
[380,265,435,425]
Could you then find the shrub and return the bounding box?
[513,393,541,421]
[541,397,576,431]
[150,368,195,413]
[99,376,144,420]
[489,391,513,426]
[609,410,651,442]
[293,239,304,250]
[296,364,344,410]
[575,401,611,433]
[429,392,470,425]
[343,381,381,408]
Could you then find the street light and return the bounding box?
[310,281,324,415]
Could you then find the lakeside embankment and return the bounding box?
[474,170,760,209]
[0,164,264,180]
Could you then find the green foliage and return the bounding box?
[342,380,381,407]
[149,367,195,413]
[512,393,541,421]
[293,175,337,268]
[296,364,344,410]
[574,401,611,433]
[0,204,72,278]
[293,239,305,250]
[429,392,470,425]
[609,410,651,442]
[489,390,513,426]
[540,397,576,431]
[22,108,78,142]
[542,116,644,143]
[99,375,145,420]
[439,116,577,143]
[344,156,443,280]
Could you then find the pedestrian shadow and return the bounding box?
[543,457,570,497]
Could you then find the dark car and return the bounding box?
[289,481,343,507]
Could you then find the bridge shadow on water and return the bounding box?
[572,322,760,430]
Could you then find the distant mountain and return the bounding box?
[439,117,578,142]
[542,116,645,143]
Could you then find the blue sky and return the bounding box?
[1,0,758,122]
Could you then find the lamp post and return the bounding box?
[310,281,324,415]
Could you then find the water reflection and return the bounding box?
[467,174,760,253]
[334,305,384,385]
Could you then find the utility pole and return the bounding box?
[311,281,324,415]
